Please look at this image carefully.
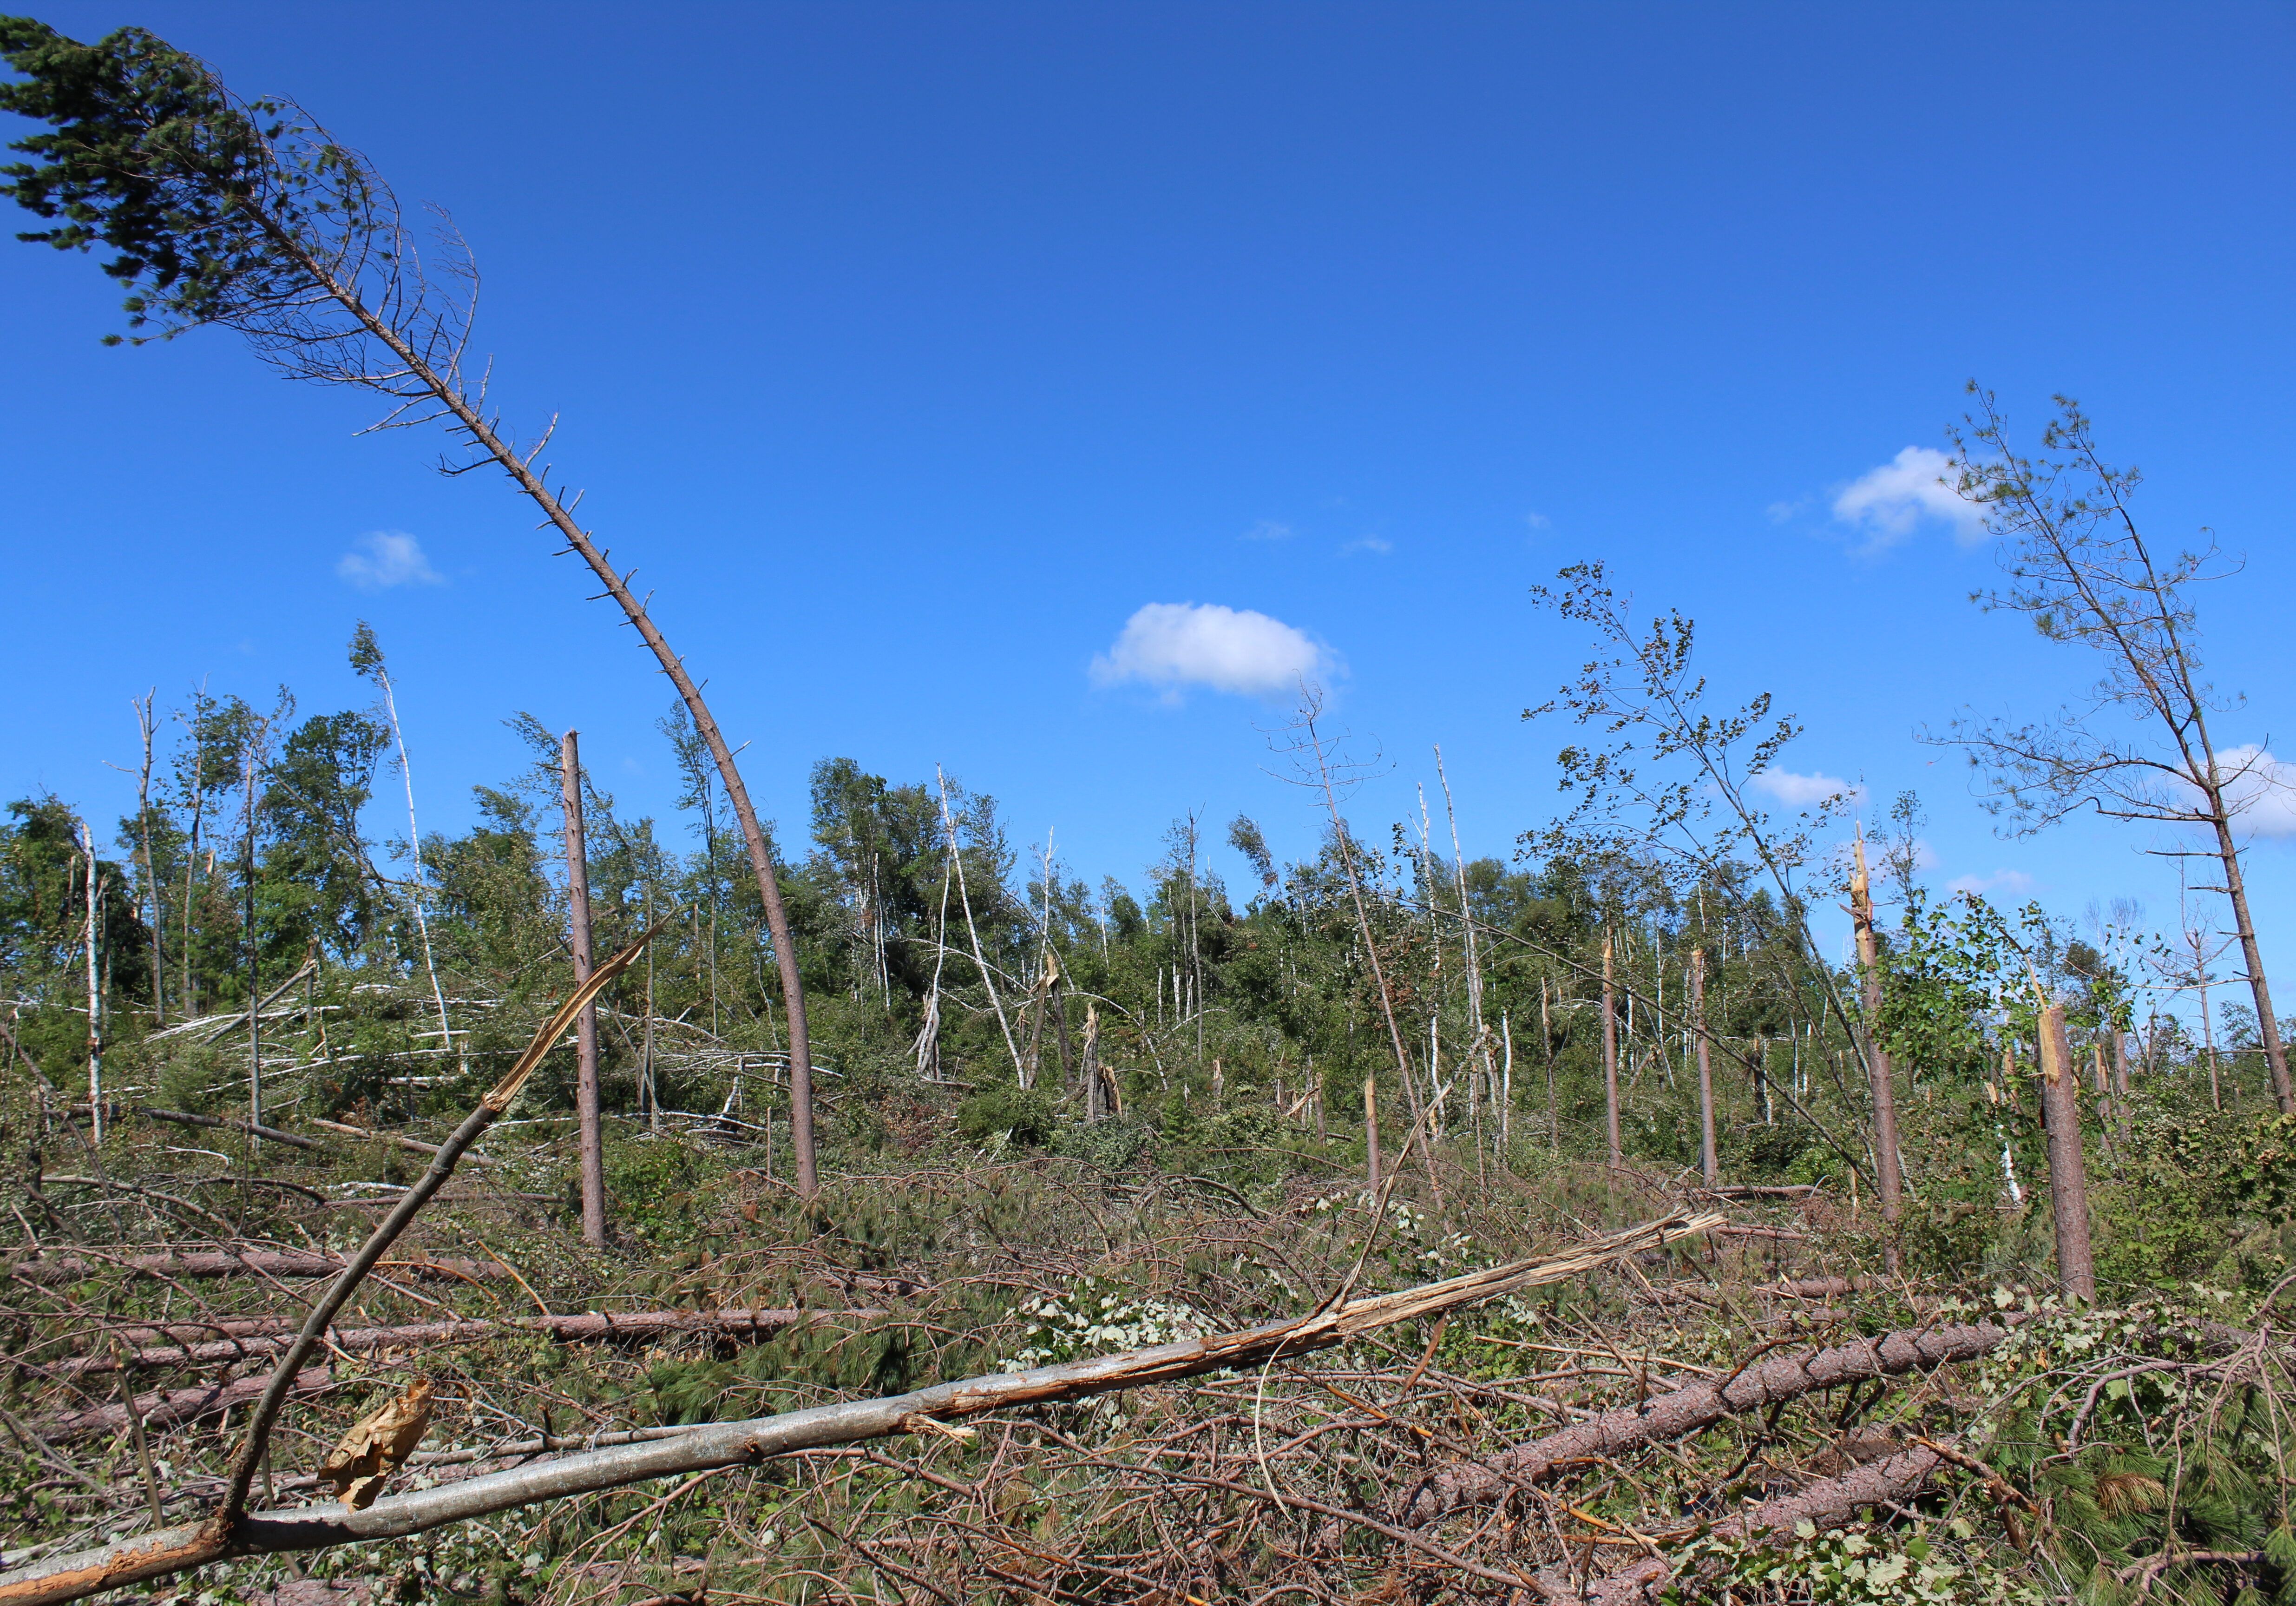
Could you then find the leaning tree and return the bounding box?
[0,18,823,1192]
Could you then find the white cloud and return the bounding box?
[1343,535,1393,555]
[2211,744,2296,838]
[337,530,443,590]
[1524,511,1551,531]
[1090,602,1329,699]
[1766,498,1808,524]
[1831,447,1984,551]
[1748,768,1865,808]
[1949,868,2036,897]
[1241,520,1293,542]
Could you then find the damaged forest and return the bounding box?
[6,14,2296,1606]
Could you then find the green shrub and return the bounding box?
[954,1083,1058,1148]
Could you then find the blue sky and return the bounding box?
[3,2,2292,1000]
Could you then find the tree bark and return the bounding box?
[1602,934,1622,1170]
[1690,946,1717,1189]
[1392,1318,2007,1527]
[8,1250,505,1286]
[560,732,605,1249]
[2037,1003,2098,1303]
[1590,1444,1951,1605]
[2210,810,2293,1112]
[55,1309,885,1381]
[242,221,820,1198]
[79,822,102,1146]
[1364,1075,1382,1191]
[1849,835,1904,1271]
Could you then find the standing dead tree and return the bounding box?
[0,19,822,1190]
[560,730,605,1247]
[1946,388,2292,1113]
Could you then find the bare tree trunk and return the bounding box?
[128,691,164,1025]
[2111,1027,2129,1099]
[561,732,605,1249]
[217,224,821,1195]
[1082,1003,1105,1123]
[938,769,1023,1080]
[372,662,454,1072]
[1542,980,1560,1156]
[2037,1003,2098,1302]
[1364,1075,1382,1190]
[642,882,658,1131]
[1691,948,1717,1188]
[242,748,261,1147]
[1602,935,1621,1170]
[2209,809,2293,1112]
[1049,960,1075,1091]
[1849,835,1904,1272]
[79,822,103,1146]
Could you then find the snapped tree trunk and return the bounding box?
[2037,1003,2098,1303]
[1364,1075,1382,1191]
[1850,835,1904,1270]
[561,732,605,1249]
[1690,946,1717,1188]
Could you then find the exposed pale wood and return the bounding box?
[0,1211,1720,1605]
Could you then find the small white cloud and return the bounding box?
[1241,520,1293,542]
[1524,511,1551,531]
[2210,744,2296,838]
[1832,447,1984,551]
[1748,768,1865,808]
[1949,868,2036,897]
[1343,536,1393,555]
[1090,602,1330,699]
[1767,498,1809,524]
[337,530,443,590]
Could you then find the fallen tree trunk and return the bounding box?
[54,1308,887,1378]
[7,1251,503,1286]
[1590,1443,1948,1604]
[136,1107,327,1153]
[0,1209,1722,1606]
[36,1369,335,1445]
[306,1119,499,1168]
[1393,1319,2007,1527]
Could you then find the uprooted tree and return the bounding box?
[0,15,823,1198]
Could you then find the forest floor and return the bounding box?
[3,1097,2290,1606]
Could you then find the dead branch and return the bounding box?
[54,1309,888,1378]
[135,1107,327,1152]
[0,1209,1720,1605]
[306,1118,499,1167]
[8,1250,503,1286]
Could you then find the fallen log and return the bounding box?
[36,1369,335,1445]
[0,1209,1723,1606]
[1393,1319,2007,1526]
[55,1308,888,1378]
[136,1107,327,1153]
[8,1251,504,1286]
[1590,1443,1949,1603]
[306,1120,499,1168]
